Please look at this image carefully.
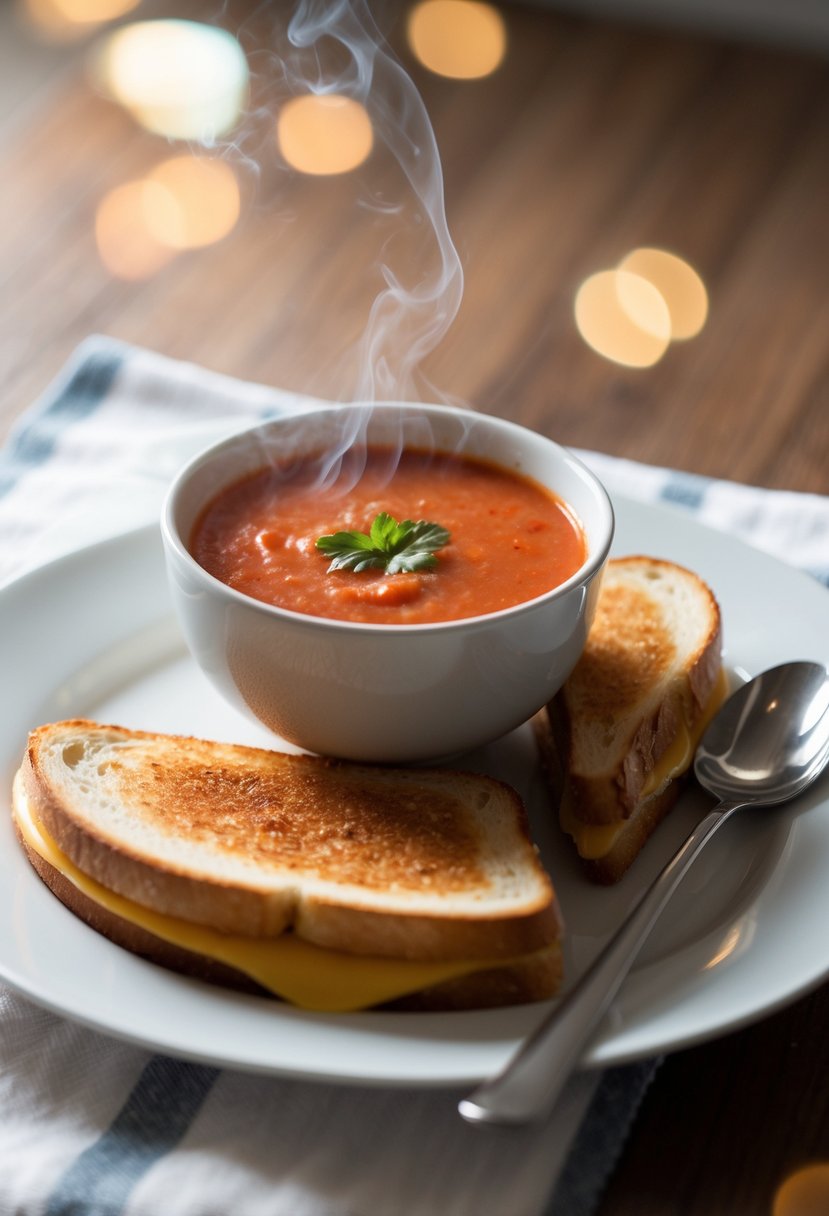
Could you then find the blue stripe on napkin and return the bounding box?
[44,1057,219,1216]
[544,1058,660,1215]
[659,472,707,511]
[0,345,122,499]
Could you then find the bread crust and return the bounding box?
[553,557,721,826]
[388,945,562,1010]
[15,822,260,994]
[537,557,723,883]
[573,783,682,885]
[294,897,562,961]
[19,720,560,963]
[14,822,561,1010]
[533,706,683,884]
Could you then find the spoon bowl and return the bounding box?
[459,660,829,1125]
[695,661,829,806]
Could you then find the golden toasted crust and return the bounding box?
[533,719,685,885]
[536,557,722,882]
[15,825,561,1011]
[554,557,721,826]
[19,720,559,961]
[565,582,678,720]
[28,726,488,889]
[15,824,259,993]
[295,896,561,960]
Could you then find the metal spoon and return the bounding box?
[459,660,829,1126]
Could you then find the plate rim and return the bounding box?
[1,499,828,1086]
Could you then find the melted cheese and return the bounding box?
[559,796,627,860]
[13,778,507,1012]
[561,669,729,860]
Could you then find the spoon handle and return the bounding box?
[459,801,743,1125]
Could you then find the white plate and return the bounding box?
[1,496,828,1087]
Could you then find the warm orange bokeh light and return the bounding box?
[407,0,507,80]
[94,20,249,141]
[21,0,140,39]
[277,95,374,176]
[773,1163,829,1216]
[95,156,240,278]
[620,247,708,339]
[95,181,177,281]
[145,158,240,250]
[575,270,671,368]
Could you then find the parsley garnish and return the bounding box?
[315,513,450,575]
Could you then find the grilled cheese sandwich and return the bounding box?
[13,721,563,1011]
[535,556,723,882]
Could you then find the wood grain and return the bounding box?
[598,983,829,1215]
[1,5,827,490]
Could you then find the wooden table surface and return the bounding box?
[2,2,828,1212]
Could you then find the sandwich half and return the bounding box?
[12,720,562,1011]
[534,556,724,883]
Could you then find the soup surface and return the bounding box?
[191,446,586,625]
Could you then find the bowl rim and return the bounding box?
[161,402,615,636]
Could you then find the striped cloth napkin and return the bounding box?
[1,338,827,1216]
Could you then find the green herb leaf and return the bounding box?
[316,512,450,575]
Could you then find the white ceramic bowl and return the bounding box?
[161,404,614,762]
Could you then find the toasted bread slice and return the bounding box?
[535,557,723,883]
[13,720,562,1010]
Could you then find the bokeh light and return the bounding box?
[620,247,708,339]
[407,0,507,80]
[145,158,240,250]
[21,0,140,40]
[93,20,249,141]
[574,270,671,368]
[773,1163,829,1216]
[276,95,374,176]
[95,156,240,279]
[95,181,177,281]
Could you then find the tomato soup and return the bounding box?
[191,446,586,625]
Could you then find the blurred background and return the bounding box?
[1,0,827,488]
